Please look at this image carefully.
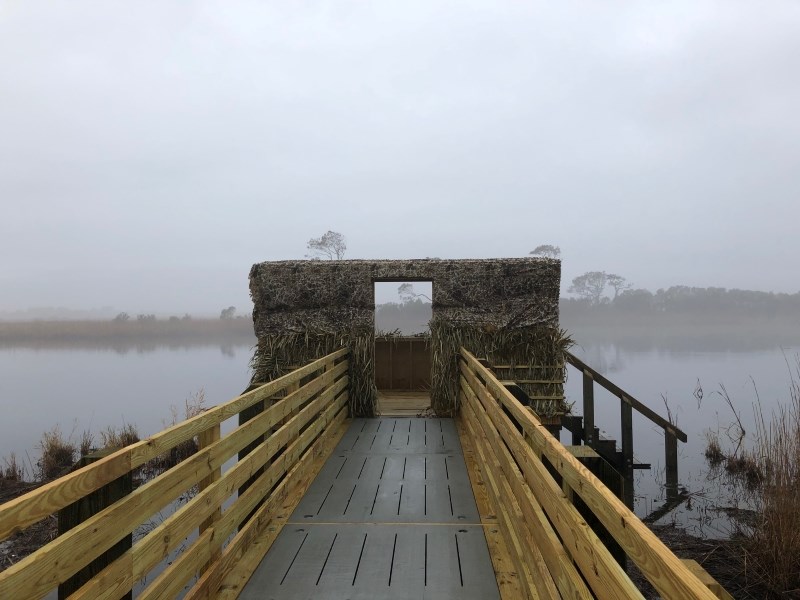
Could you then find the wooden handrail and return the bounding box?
[565,351,687,442]
[460,347,721,600]
[0,347,347,541]
[0,348,349,600]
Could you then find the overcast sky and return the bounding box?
[1,1,799,316]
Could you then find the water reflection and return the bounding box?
[0,343,256,468]
[564,324,800,537]
[564,320,800,355]
[0,336,255,357]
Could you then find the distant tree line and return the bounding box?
[110,309,250,322]
[375,298,432,335]
[562,283,800,317]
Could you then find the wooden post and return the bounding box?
[620,399,634,509]
[198,422,221,572]
[582,370,595,447]
[408,338,413,390]
[287,379,301,423]
[665,431,679,500]
[389,341,393,390]
[238,383,266,528]
[57,449,133,600]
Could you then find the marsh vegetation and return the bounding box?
[701,358,800,596]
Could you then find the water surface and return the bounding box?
[2,332,797,539]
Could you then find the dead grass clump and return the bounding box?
[704,434,725,467]
[722,454,762,491]
[1,453,26,484]
[37,426,76,480]
[251,329,374,416]
[79,430,93,457]
[99,424,140,450]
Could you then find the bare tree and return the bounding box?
[306,230,347,260]
[568,271,608,305]
[529,244,561,259]
[398,283,432,303]
[606,273,632,299]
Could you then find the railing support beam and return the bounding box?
[198,422,222,572]
[665,432,679,501]
[620,400,634,509]
[582,370,595,446]
[57,449,133,600]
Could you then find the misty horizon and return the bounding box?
[3,277,799,321]
[2,3,799,316]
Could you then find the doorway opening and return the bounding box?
[374,281,433,416]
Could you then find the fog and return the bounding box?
[2,2,799,317]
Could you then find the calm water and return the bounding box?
[0,343,256,469]
[2,335,798,538]
[566,335,800,535]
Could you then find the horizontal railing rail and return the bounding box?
[565,351,686,440]
[459,347,721,600]
[0,348,349,600]
[565,350,687,503]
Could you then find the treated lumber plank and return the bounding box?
[455,419,524,600]
[460,359,641,600]
[0,349,347,540]
[565,352,686,441]
[214,417,350,600]
[56,450,133,600]
[184,402,350,600]
[141,401,349,600]
[460,374,592,600]
[68,379,348,600]
[483,524,524,600]
[680,559,734,600]
[198,423,222,572]
[456,418,496,524]
[461,400,551,600]
[0,367,348,600]
[462,349,720,600]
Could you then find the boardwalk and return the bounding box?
[0,348,729,599]
[239,417,499,599]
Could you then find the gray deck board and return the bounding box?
[239,418,499,600]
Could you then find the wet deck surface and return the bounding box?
[239,418,500,600]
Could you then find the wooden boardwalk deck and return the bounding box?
[0,348,728,600]
[238,417,499,599]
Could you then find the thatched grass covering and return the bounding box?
[249,258,562,417]
[250,329,377,417]
[430,321,571,415]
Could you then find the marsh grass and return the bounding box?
[1,454,25,484]
[705,356,800,594]
[703,434,725,467]
[99,424,140,450]
[2,388,207,489]
[37,426,77,480]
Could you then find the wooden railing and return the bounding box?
[0,348,349,600]
[565,351,688,502]
[459,348,723,600]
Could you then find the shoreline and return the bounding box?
[0,318,257,351]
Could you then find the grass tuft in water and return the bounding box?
[705,355,800,594]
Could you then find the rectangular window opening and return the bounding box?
[374,281,432,415]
